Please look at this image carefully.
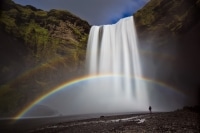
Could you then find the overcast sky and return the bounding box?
[13,0,149,25]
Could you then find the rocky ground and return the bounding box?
[29,109,199,133]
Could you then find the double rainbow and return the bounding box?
[14,74,185,120]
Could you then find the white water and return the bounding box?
[18,17,187,117]
[86,16,148,110]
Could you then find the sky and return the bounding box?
[13,0,149,25]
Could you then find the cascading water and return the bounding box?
[21,16,187,117]
[86,16,148,110]
[20,16,188,117]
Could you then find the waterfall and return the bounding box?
[22,16,185,116]
[29,16,185,116]
[86,16,148,110]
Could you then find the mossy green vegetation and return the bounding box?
[134,0,200,102]
[0,0,90,116]
[134,0,200,49]
[0,0,90,62]
[134,0,200,35]
[134,0,161,26]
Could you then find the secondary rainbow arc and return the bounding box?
[13,74,186,120]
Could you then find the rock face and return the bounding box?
[0,0,90,116]
[134,0,200,104]
[0,0,200,116]
[134,0,200,38]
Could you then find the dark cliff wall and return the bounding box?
[134,0,200,104]
[0,0,90,116]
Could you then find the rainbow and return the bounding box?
[9,49,177,86]
[13,74,186,120]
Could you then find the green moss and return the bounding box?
[0,12,17,33]
[35,10,47,18]
[46,16,59,25]
[135,0,162,26]
[0,0,89,116]
[47,9,77,20]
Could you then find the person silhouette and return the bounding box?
[149,106,152,113]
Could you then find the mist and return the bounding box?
[138,29,200,106]
[22,17,191,118]
[22,75,186,117]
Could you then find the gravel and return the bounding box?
[29,110,200,133]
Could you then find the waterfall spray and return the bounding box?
[86,16,148,109]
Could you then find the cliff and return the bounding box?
[0,0,200,116]
[134,0,200,43]
[0,0,90,116]
[134,0,200,104]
